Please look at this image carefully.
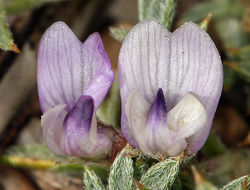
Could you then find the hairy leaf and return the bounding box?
[83,167,106,190]
[108,146,135,190]
[134,156,157,180]
[2,144,67,160]
[109,27,129,42]
[138,0,177,29]
[220,175,249,190]
[0,2,19,52]
[140,157,181,190]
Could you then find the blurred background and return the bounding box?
[0,0,249,189]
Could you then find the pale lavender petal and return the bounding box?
[84,67,114,109]
[118,19,223,154]
[118,20,171,104]
[38,22,113,113]
[62,95,112,157]
[82,32,114,109]
[119,20,171,146]
[171,23,222,154]
[41,104,67,155]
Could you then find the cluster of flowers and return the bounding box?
[37,19,223,158]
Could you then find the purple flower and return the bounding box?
[37,22,115,157]
[118,19,223,156]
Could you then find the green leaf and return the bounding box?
[3,0,65,16]
[138,0,150,21]
[108,146,135,190]
[181,0,249,49]
[196,181,218,190]
[215,18,249,48]
[220,175,250,190]
[198,149,250,187]
[181,0,244,23]
[226,45,250,61]
[97,76,121,127]
[139,157,181,190]
[83,166,106,190]
[223,65,237,91]
[199,13,212,31]
[192,166,218,190]
[175,172,195,190]
[0,2,19,52]
[109,27,129,42]
[181,2,219,23]
[171,176,182,190]
[134,156,157,180]
[201,133,227,158]
[182,1,248,48]
[138,0,178,29]
[225,61,250,83]
[2,144,67,160]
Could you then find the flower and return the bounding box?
[37,22,115,157]
[118,19,223,156]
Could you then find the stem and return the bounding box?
[0,155,56,169]
[0,155,110,179]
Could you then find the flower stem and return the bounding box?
[0,155,57,170]
[0,155,110,179]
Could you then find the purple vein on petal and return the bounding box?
[146,88,167,130]
[62,28,74,103]
[62,95,94,155]
[63,95,94,133]
[58,28,70,107]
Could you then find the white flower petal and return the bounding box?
[41,104,67,155]
[167,92,207,140]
